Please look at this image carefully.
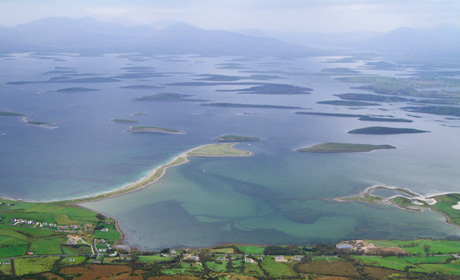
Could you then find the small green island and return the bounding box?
[111,119,139,124]
[0,111,25,117]
[119,85,163,89]
[317,100,380,106]
[201,103,303,110]
[56,87,97,93]
[216,134,260,142]
[217,83,313,95]
[297,142,396,153]
[133,92,205,102]
[321,67,360,74]
[26,121,53,126]
[128,126,185,134]
[348,126,429,135]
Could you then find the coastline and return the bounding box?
[60,143,252,204]
[336,184,460,229]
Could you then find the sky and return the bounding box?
[0,0,459,33]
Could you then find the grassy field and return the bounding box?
[29,237,63,255]
[296,259,360,277]
[0,245,28,258]
[353,256,413,271]
[188,143,251,157]
[14,257,60,276]
[163,261,204,276]
[61,256,87,265]
[260,257,297,277]
[93,222,121,241]
[206,260,228,272]
[431,193,460,226]
[237,245,265,255]
[137,255,174,263]
[243,263,264,277]
[368,239,460,255]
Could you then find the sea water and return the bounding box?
[1,53,460,249]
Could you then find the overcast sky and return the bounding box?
[1,0,459,33]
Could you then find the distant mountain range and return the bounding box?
[272,26,460,58]
[0,17,319,56]
[0,17,459,58]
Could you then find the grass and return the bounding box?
[431,193,460,226]
[163,262,204,276]
[61,256,86,265]
[137,255,174,263]
[236,245,265,255]
[13,257,60,276]
[0,245,28,258]
[297,143,395,153]
[29,237,63,255]
[296,259,360,277]
[208,247,235,254]
[402,256,450,264]
[353,256,412,271]
[188,143,251,157]
[93,223,121,241]
[243,263,264,277]
[419,261,460,275]
[62,245,93,255]
[206,260,228,272]
[260,257,297,277]
[368,239,460,255]
[0,262,12,275]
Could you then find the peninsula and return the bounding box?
[65,143,252,204]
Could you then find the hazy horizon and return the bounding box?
[1,0,459,33]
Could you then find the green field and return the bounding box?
[62,245,93,255]
[353,256,414,271]
[237,245,265,255]
[14,257,60,276]
[0,245,28,258]
[205,260,228,272]
[243,263,264,277]
[260,257,297,277]
[188,143,251,157]
[138,255,174,263]
[61,256,87,265]
[93,222,121,241]
[29,237,63,255]
[368,239,460,255]
[431,194,460,226]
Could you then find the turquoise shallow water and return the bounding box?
[1,54,460,249]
